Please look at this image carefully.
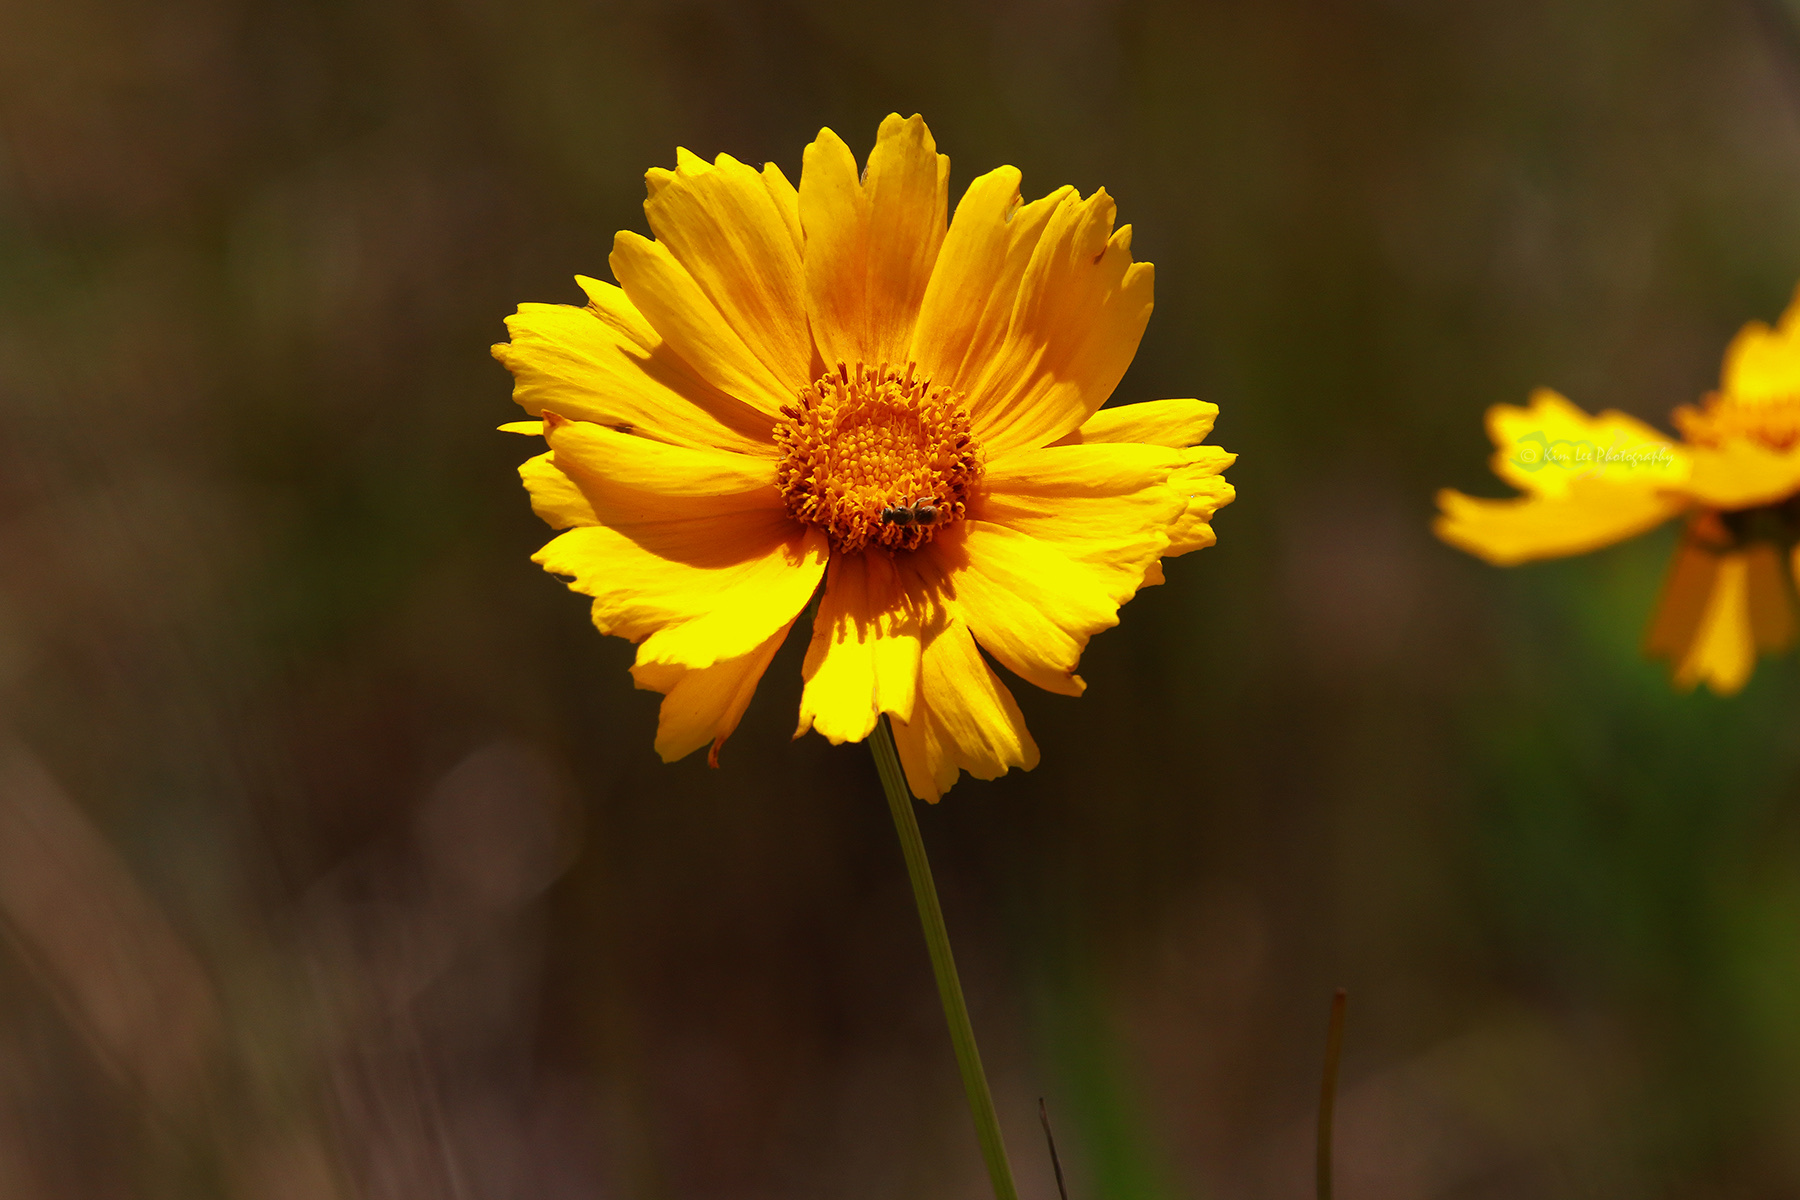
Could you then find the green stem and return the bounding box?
[1317,988,1348,1200]
[870,716,1020,1200]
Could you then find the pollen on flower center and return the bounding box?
[1675,391,1800,452]
[773,361,982,554]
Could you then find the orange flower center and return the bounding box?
[1674,392,1800,452]
[773,361,982,554]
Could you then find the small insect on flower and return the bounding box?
[881,497,939,527]
[493,113,1237,799]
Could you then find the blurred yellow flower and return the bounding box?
[494,115,1234,799]
[1436,288,1800,695]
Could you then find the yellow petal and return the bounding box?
[889,703,958,803]
[908,168,1069,390]
[519,450,596,530]
[610,231,797,418]
[1683,441,1800,509]
[795,552,922,744]
[1434,482,1684,566]
[1720,283,1800,401]
[1043,401,1236,562]
[961,188,1154,453]
[544,411,778,526]
[1747,541,1796,653]
[493,277,775,454]
[762,162,803,256]
[1167,459,1237,557]
[979,442,1189,603]
[631,618,796,766]
[800,115,950,372]
[1668,551,1756,696]
[642,150,812,396]
[1051,398,1219,447]
[534,510,826,671]
[914,520,1121,697]
[890,620,1039,802]
[1483,389,1688,499]
[1644,537,1717,664]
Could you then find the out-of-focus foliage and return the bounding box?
[2,0,1800,1196]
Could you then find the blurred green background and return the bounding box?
[4,0,1800,1196]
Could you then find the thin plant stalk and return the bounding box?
[1317,988,1348,1200]
[870,715,1020,1200]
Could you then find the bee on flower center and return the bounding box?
[773,362,980,553]
[880,497,940,527]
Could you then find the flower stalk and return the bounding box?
[870,716,1020,1200]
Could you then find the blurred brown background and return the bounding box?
[5,0,1800,1196]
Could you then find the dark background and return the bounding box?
[4,0,1800,1196]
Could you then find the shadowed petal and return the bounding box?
[632,619,798,766]
[795,552,922,744]
[890,619,1038,803]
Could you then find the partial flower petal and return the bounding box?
[1434,482,1685,566]
[1662,549,1756,696]
[800,114,950,373]
[908,168,1069,392]
[493,277,775,454]
[890,620,1038,802]
[1052,398,1219,447]
[762,163,803,256]
[914,520,1123,697]
[631,619,797,766]
[1747,541,1797,654]
[1166,455,1238,557]
[544,411,777,524]
[795,551,922,745]
[611,231,797,418]
[1644,537,1717,669]
[1044,401,1235,562]
[643,150,812,395]
[1683,441,1800,509]
[978,442,1188,602]
[1720,283,1800,401]
[889,704,958,803]
[961,188,1154,453]
[533,509,826,671]
[1646,539,1793,696]
[1482,389,1688,499]
[519,450,595,530]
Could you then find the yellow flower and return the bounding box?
[1435,287,1800,695]
[493,114,1235,799]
